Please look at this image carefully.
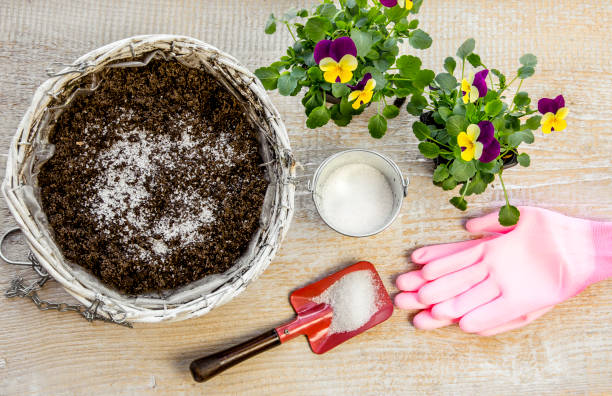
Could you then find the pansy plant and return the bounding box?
[255,0,431,137]
[411,38,568,226]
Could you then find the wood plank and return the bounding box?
[0,0,610,394]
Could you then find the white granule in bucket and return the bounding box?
[313,270,381,334]
[319,163,394,236]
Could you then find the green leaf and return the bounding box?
[450,160,476,182]
[517,153,531,167]
[254,67,280,90]
[518,65,535,79]
[383,105,400,119]
[461,171,489,195]
[499,205,520,226]
[433,164,450,182]
[409,29,432,50]
[453,103,466,116]
[513,92,531,108]
[492,117,505,132]
[305,16,332,42]
[368,114,387,138]
[410,94,428,110]
[412,121,430,141]
[435,73,458,92]
[520,53,537,67]
[282,8,299,21]
[418,142,440,159]
[304,92,323,116]
[362,66,386,91]
[450,196,468,211]
[351,29,375,57]
[396,55,421,79]
[317,3,337,19]
[491,69,506,88]
[508,130,535,146]
[444,57,456,75]
[384,5,409,22]
[476,159,501,174]
[413,69,435,89]
[290,67,306,80]
[485,100,503,117]
[438,107,452,121]
[442,176,458,190]
[265,14,277,34]
[307,66,323,81]
[446,115,468,136]
[373,53,396,72]
[330,104,352,127]
[306,105,331,129]
[406,102,421,116]
[381,37,398,51]
[457,38,475,60]
[277,73,298,96]
[332,83,350,98]
[526,115,542,130]
[408,19,419,29]
[339,96,354,115]
[467,53,481,67]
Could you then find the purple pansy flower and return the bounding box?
[477,120,500,163]
[538,95,568,133]
[348,73,372,91]
[473,70,489,98]
[537,94,565,115]
[380,0,413,9]
[313,37,357,64]
[314,37,358,83]
[461,69,489,104]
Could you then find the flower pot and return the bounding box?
[325,93,341,105]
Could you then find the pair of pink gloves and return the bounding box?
[395,207,612,335]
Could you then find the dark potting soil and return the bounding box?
[38,59,268,294]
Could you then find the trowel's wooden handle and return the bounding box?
[190,329,281,382]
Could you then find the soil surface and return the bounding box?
[38,59,268,294]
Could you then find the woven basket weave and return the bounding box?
[2,35,295,323]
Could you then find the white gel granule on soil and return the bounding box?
[319,163,394,235]
[313,270,381,334]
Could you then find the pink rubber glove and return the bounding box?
[395,207,612,335]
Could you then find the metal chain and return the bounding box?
[2,229,132,328]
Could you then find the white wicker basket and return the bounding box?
[2,35,295,323]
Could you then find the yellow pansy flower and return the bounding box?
[348,74,376,109]
[319,55,358,84]
[457,124,484,162]
[541,107,568,134]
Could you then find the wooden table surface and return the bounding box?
[1,1,611,394]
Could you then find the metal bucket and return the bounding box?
[309,149,409,237]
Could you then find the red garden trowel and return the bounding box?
[190,261,393,382]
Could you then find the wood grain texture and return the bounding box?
[0,0,611,395]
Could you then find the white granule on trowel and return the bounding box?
[313,270,381,334]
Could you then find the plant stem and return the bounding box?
[461,59,465,81]
[498,75,518,97]
[497,170,511,206]
[427,137,452,150]
[284,22,297,41]
[461,177,471,199]
[508,79,524,112]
